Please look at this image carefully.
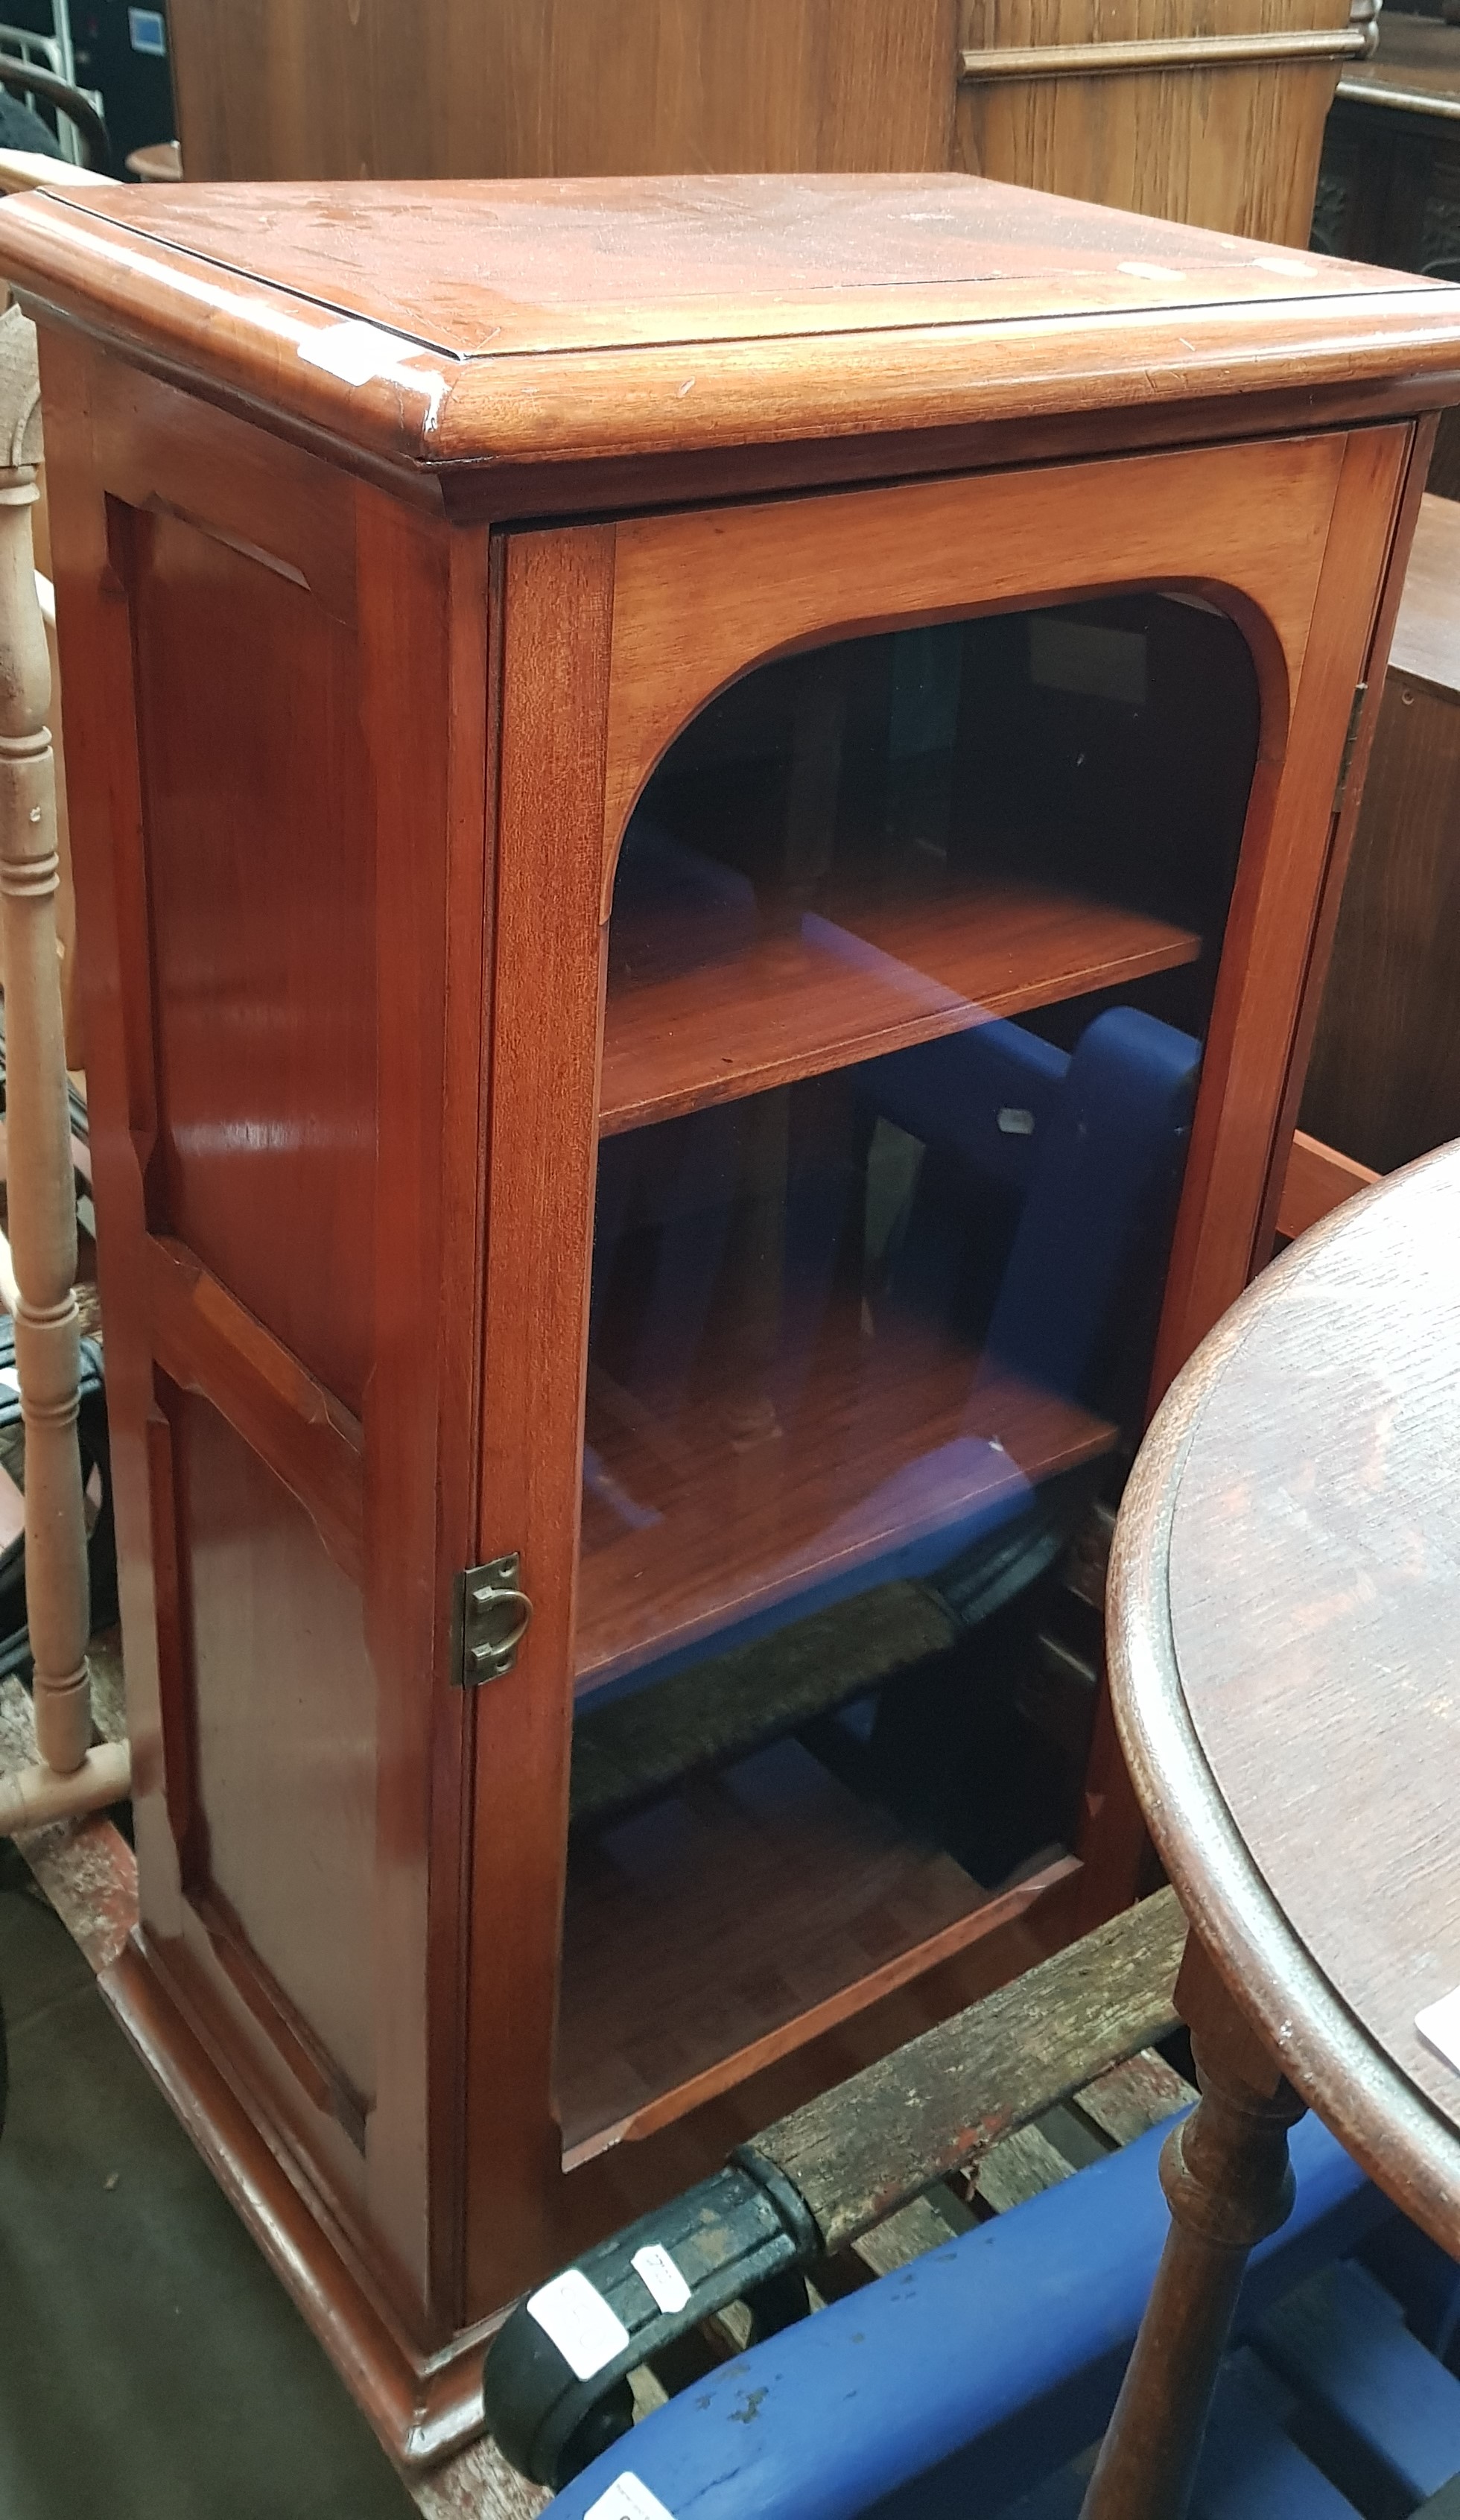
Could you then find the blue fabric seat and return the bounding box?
[547,2111,1391,2520]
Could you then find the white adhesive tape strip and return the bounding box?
[297,318,431,387]
[584,2472,676,2520]
[526,2268,630,2383]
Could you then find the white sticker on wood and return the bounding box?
[297,319,430,387]
[631,2243,692,2316]
[584,2474,676,2520]
[1417,1984,1460,2074]
[526,2268,630,2381]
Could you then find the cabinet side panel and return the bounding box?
[172,1385,376,2113]
[125,506,375,1414]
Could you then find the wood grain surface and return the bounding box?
[603,431,1344,860]
[0,180,1457,489]
[579,1329,1113,1692]
[20,159,1459,2459]
[164,0,958,184]
[959,0,1353,249]
[1109,1142,1460,2256]
[1275,1127,1377,1240]
[602,877,1197,1133]
[752,1882,1184,2249]
[559,1736,1050,2154]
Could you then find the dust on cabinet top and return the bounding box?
[3,174,1460,491]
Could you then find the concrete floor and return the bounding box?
[0,1838,421,2520]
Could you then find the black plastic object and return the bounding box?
[483,2154,818,2489]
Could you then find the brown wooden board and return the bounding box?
[752,1885,1185,2250]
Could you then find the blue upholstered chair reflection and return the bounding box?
[582,822,1201,1704]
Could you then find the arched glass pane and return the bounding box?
[559,591,1260,2156]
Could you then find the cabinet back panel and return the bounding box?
[127,507,375,1415]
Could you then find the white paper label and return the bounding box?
[1417,1984,1460,2073]
[297,319,424,387]
[631,2243,691,2316]
[526,2269,630,2382]
[584,2475,676,2520]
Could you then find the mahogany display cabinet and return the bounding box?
[1,174,1458,2463]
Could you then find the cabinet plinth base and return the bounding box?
[99,1937,495,2472]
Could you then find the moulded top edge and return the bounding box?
[2,175,1460,475]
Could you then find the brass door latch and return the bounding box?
[453,1555,533,1686]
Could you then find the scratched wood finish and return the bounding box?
[1109,1143,1460,2259]
[1302,496,1460,1175]
[162,0,1342,264]
[959,1,1354,248]
[1,183,1459,504]
[2,178,1453,2458]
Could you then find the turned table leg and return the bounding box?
[1079,1939,1304,2520]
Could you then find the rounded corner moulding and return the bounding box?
[1,185,1460,482]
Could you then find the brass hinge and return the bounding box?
[1333,682,1368,819]
[452,1554,533,1686]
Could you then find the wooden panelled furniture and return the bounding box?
[1,175,1458,2466]
[1090,1142,1460,2519]
[1303,490,1460,1174]
[164,0,1367,250]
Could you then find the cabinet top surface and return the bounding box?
[4,173,1460,480]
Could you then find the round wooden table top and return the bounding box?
[1108,1141,1460,2253]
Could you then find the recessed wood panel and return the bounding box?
[127,505,375,1412]
[174,1386,376,2113]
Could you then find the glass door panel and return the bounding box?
[558,590,1260,2157]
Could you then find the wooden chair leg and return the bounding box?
[1079,1940,1304,2520]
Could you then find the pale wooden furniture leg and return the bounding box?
[0,301,127,1835]
[1079,1940,1304,2520]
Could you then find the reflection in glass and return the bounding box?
[559,595,1259,2154]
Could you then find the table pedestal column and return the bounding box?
[1080,1941,1304,2520]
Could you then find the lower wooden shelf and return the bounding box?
[577,1301,1117,1695]
[556,1730,1077,2158]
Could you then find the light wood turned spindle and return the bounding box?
[0,301,127,1834]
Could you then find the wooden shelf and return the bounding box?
[600,874,1200,1136]
[577,1301,1116,1697]
[556,1730,1077,2156]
